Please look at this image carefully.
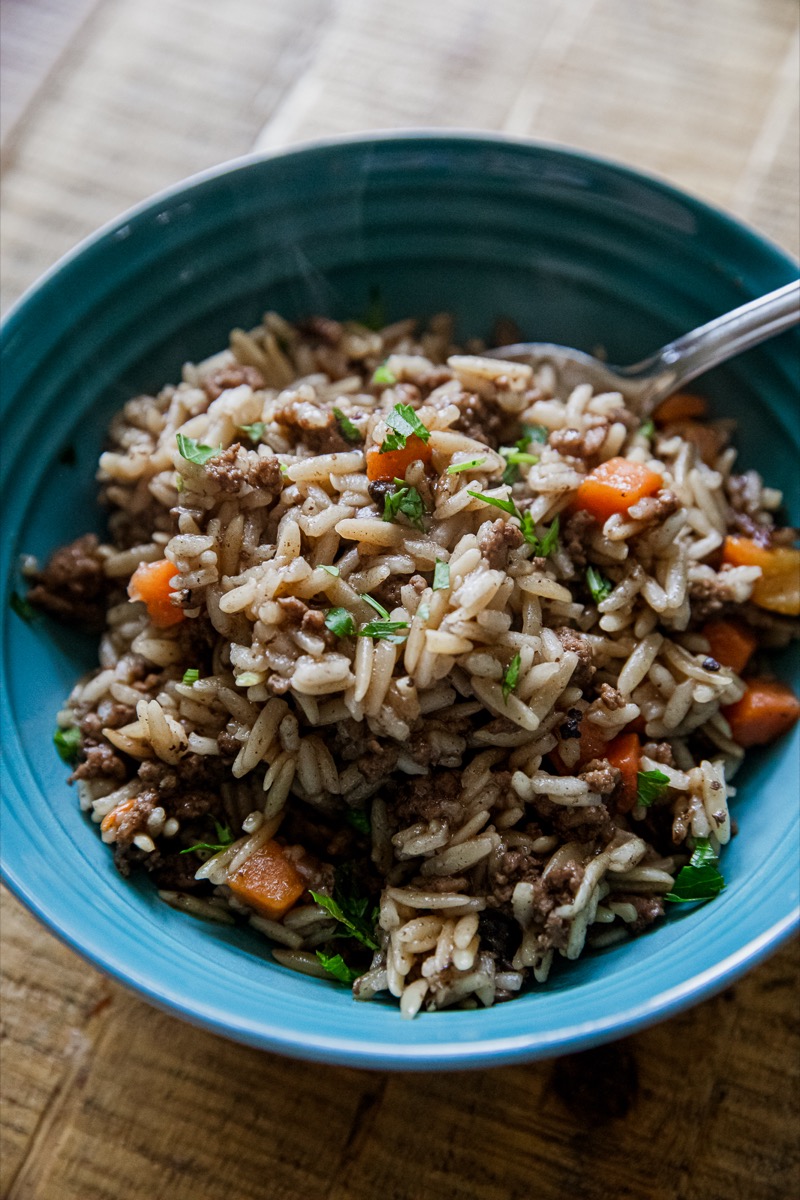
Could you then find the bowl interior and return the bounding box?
[2,135,798,1068]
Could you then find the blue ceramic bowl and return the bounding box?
[2,133,798,1069]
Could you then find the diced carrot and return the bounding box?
[662,419,725,466]
[604,731,641,813]
[574,457,664,523]
[722,536,800,616]
[226,840,306,920]
[653,392,708,425]
[722,679,800,748]
[366,435,432,482]
[128,558,184,627]
[702,619,758,674]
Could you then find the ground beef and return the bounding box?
[686,572,746,621]
[70,743,128,783]
[642,741,675,767]
[202,363,265,401]
[204,443,284,494]
[450,391,504,445]
[372,576,405,609]
[136,754,228,825]
[298,315,344,346]
[26,534,111,630]
[548,420,609,461]
[392,771,463,827]
[580,759,620,796]
[79,702,135,741]
[477,909,520,963]
[282,844,336,894]
[478,518,524,569]
[277,596,330,638]
[614,892,665,934]
[367,479,396,508]
[147,851,208,892]
[597,682,626,711]
[534,797,616,847]
[562,509,597,570]
[628,489,680,523]
[265,674,292,695]
[554,627,595,689]
[114,790,157,846]
[216,730,242,759]
[273,400,351,454]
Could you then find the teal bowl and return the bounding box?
[2,134,798,1069]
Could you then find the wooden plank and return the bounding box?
[2,0,799,1196]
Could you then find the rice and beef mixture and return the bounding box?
[32,310,800,1017]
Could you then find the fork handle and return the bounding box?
[622,280,800,408]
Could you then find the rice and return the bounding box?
[32,308,799,1018]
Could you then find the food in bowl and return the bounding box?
[25,309,799,1017]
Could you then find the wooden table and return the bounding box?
[2,2,798,1196]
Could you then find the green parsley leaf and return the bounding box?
[522,424,549,444]
[504,450,540,466]
[416,602,430,623]
[519,512,560,556]
[309,889,379,950]
[180,820,234,856]
[182,668,200,685]
[586,565,613,604]
[467,489,518,517]
[325,607,356,637]
[176,432,222,465]
[54,725,81,765]
[372,363,397,386]
[433,560,450,591]
[446,457,486,475]
[502,460,520,486]
[639,418,655,440]
[637,768,670,807]
[10,589,35,623]
[382,483,426,531]
[358,619,409,644]
[319,564,340,577]
[315,951,362,984]
[279,462,289,474]
[345,808,371,834]
[362,286,385,331]
[379,403,430,452]
[362,593,390,619]
[502,652,522,702]
[665,839,725,904]
[238,422,265,443]
[332,408,363,444]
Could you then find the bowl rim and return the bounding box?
[2,130,798,1070]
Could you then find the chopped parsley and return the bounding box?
[522,424,549,444]
[182,668,200,685]
[372,363,397,386]
[315,951,362,984]
[176,432,222,465]
[467,491,559,556]
[416,601,430,623]
[447,457,486,475]
[382,482,426,531]
[433,560,450,590]
[665,838,725,904]
[10,589,35,623]
[325,607,356,638]
[504,450,540,467]
[332,408,362,444]
[586,565,613,604]
[319,564,340,577]
[639,418,656,440]
[54,725,81,765]
[358,619,409,644]
[362,594,391,619]
[502,652,522,701]
[238,422,265,443]
[345,808,371,834]
[379,403,431,453]
[310,878,379,950]
[180,820,234,856]
[358,593,409,642]
[467,489,518,517]
[637,768,670,807]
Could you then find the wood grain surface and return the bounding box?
[1,2,798,1197]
